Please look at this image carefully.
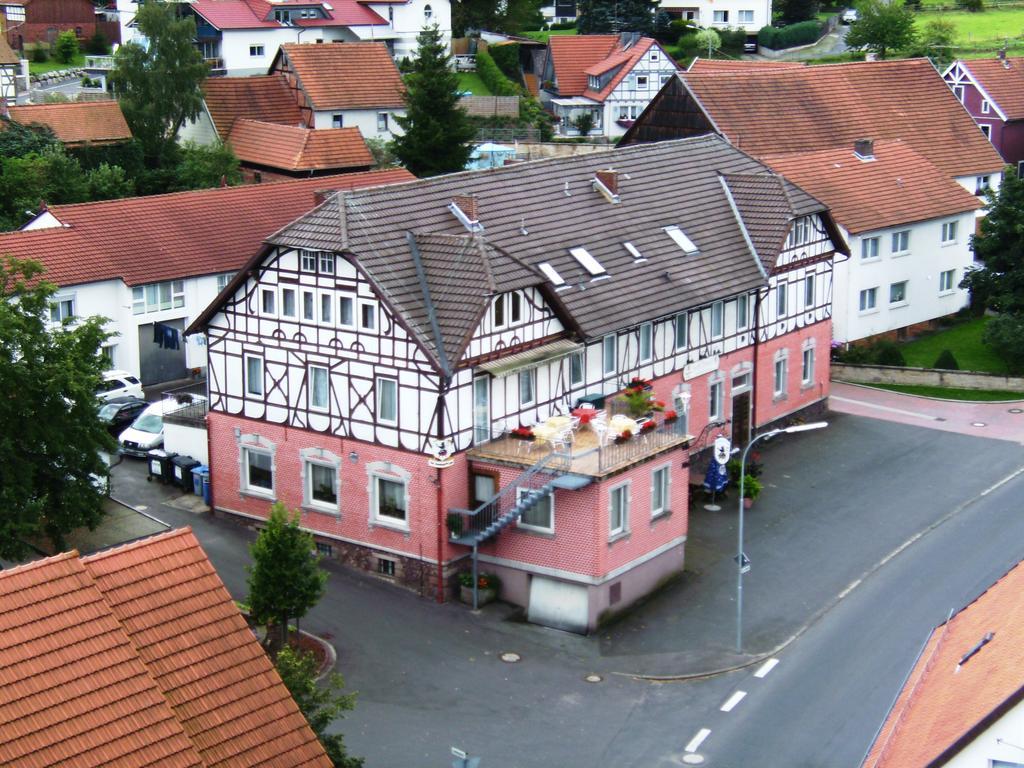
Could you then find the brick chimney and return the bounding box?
[854,138,874,161]
[314,189,331,206]
[593,169,621,203]
[452,194,478,222]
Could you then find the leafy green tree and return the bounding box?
[365,137,399,168]
[779,0,819,24]
[572,111,594,136]
[85,30,110,55]
[845,0,917,59]
[962,169,1024,314]
[577,0,658,33]
[0,256,114,559]
[0,148,90,231]
[392,25,476,177]
[982,314,1024,373]
[87,162,136,200]
[109,1,207,165]
[694,28,722,56]
[247,502,327,652]
[175,141,241,190]
[906,18,956,68]
[453,0,543,35]
[275,647,364,768]
[0,118,61,158]
[54,30,79,64]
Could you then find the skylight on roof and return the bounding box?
[664,225,699,255]
[538,262,565,286]
[624,242,645,262]
[569,246,607,277]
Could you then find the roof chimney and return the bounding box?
[448,194,484,232]
[1000,47,1010,67]
[854,138,874,161]
[313,189,332,207]
[593,169,621,204]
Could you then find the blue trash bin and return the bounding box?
[192,465,208,496]
[201,473,211,505]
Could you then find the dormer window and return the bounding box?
[493,291,522,328]
[788,217,811,247]
[588,75,600,89]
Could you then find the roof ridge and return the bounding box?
[80,526,195,563]
[0,549,81,578]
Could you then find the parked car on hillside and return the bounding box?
[97,370,143,401]
[841,8,859,23]
[98,396,148,437]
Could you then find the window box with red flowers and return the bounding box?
[614,429,633,445]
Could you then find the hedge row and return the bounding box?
[475,48,522,96]
[757,20,824,49]
[488,42,522,85]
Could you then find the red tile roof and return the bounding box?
[0,169,413,288]
[864,559,1024,768]
[0,551,205,768]
[203,75,305,140]
[81,529,332,768]
[550,35,673,102]
[6,101,132,146]
[686,57,805,73]
[228,119,373,171]
[275,42,405,109]
[763,140,981,235]
[954,57,1024,121]
[190,0,384,29]
[682,59,1003,178]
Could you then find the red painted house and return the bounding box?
[4,0,119,50]
[188,135,847,634]
[944,54,1024,173]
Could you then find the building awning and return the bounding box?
[550,97,600,107]
[478,338,581,377]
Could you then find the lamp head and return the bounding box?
[782,421,828,434]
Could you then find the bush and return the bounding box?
[758,19,823,49]
[742,475,763,500]
[933,349,959,370]
[85,30,110,55]
[475,48,521,96]
[874,340,906,367]
[31,45,49,63]
[982,313,1024,374]
[488,42,522,85]
[549,20,576,29]
[458,571,501,591]
[962,0,983,10]
[718,28,749,53]
[54,30,79,65]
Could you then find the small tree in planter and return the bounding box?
[618,377,665,419]
[458,571,501,605]
[573,111,595,137]
[741,475,762,508]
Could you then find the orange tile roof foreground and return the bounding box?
[763,140,982,235]
[228,119,373,171]
[955,57,1024,121]
[0,530,332,767]
[203,75,306,140]
[686,57,805,72]
[864,558,1024,768]
[276,42,405,110]
[6,101,132,145]
[0,168,414,289]
[682,59,1004,179]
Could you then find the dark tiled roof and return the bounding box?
[721,172,798,271]
[7,101,132,145]
[228,119,373,171]
[264,135,831,361]
[954,57,1024,121]
[203,76,305,140]
[275,42,405,110]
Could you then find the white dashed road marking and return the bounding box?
[754,658,779,678]
[720,691,747,712]
[685,729,711,753]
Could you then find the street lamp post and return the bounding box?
[736,421,828,653]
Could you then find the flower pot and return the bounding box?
[743,498,754,509]
[460,585,496,606]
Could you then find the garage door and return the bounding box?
[528,576,589,634]
[137,318,187,385]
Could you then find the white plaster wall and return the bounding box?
[945,702,1024,768]
[836,213,974,343]
[179,107,219,146]
[164,422,209,464]
[955,172,1002,214]
[312,107,405,138]
[603,45,679,138]
[367,0,452,59]
[658,0,771,32]
[220,27,355,75]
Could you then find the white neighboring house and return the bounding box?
[0,171,411,386]
[540,33,679,139]
[116,0,448,75]
[656,0,770,39]
[766,139,984,344]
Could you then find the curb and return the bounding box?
[301,629,338,681]
[833,378,1024,404]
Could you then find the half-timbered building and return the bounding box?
[189,135,847,633]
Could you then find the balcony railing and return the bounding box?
[161,381,208,428]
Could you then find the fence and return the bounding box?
[461,95,520,117]
[832,363,1024,392]
[161,381,209,427]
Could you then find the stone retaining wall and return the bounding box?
[832,362,1024,392]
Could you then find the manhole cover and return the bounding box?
[500,652,521,663]
[682,755,705,765]
[585,674,602,683]
[972,422,987,428]
[1010,408,1023,414]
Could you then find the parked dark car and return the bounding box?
[98,396,149,437]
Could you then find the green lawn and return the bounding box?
[897,316,1009,374]
[915,8,1024,44]
[521,28,577,43]
[28,53,86,75]
[457,71,492,95]
[867,383,1024,401]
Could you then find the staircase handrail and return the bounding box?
[468,449,559,517]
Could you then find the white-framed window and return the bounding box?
[101,344,116,368]
[732,369,751,392]
[953,85,964,102]
[635,75,648,89]
[711,301,724,338]
[939,268,956,293]
[305,459,338,511]
[377,112,390,132]
[319,252,335,274]
[804,275,815,308]
[570,351,584,386]
[980,124,991,141]
[519,369,535,406]
[661,73,672,85]
[338,295,355,327]
[773,353,788,398]
[942,220,958,244]
[590,75,601,90]
[493,293,506,328]
[651,464,670,518]
[377,376,397,424]
[672,385,691,435]
[302,290,315,321]
[372,474,408,527]
[517,487,554,533]
[280,287,297,319]
[216,272,234,292]
[736,295,749,331]
[332,113,343,128]
[133,280,185,315]
[789,216,810,247]
[261,287,276,316]
[424,3,432,19]
[245,355,263,397]
[775,284,787,318]
[889,281,908,305]
[510,292,522,323]
[713,9,729,22]
[709,377,723,422]
[618,104,640,120]
[249,44,264,57]
[981,99,991,114]
[859,287,878,312]
[650,50,660,61]
[891,230,910,254]
[309,364,329,411]
[639,322,653,362]
[861,237,880,260]
[300,250,318,272]
[360,301,377,331]
[242,446,274,496]
[976,175,991,194]
[738,8,754,21]
[675,312,688,350]
[603,334,617,375]
[318,292,332,325]
[49,295,75,323]
[801,346,815,386]
[609,482,630,538]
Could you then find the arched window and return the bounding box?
[424,4,433,20]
